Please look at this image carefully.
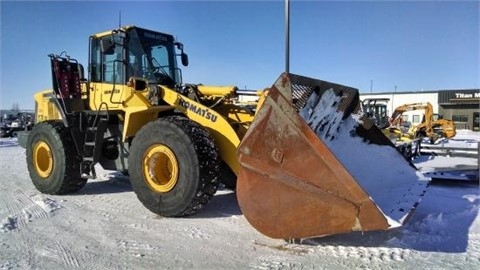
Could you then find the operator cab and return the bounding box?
[89,26,188,87]
[362,98,389,128]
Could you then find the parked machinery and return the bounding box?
[388,102,456,144]
[21,26,427,239]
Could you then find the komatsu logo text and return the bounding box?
[178,99,218,123]
[104,89,120,95]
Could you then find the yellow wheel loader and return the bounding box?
[21,26,428,239]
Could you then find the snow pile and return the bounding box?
[450,129,480,142]
[300,89,429,226]
[463,194,480,203]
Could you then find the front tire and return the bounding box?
[128,116,220,217]
[26,121,86,194]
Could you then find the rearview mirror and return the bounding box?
[181,52,189,67]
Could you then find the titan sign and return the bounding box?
[438,89,480,104]
[455,92,480,99]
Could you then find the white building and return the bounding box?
[360,89,480,131]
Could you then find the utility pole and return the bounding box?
[285,0,290,73]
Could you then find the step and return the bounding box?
[83,157,94,162]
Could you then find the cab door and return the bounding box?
[89,33,127,110]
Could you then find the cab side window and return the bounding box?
[90,38,102,82]
[90,34,125,84]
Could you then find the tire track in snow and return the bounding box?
[56,241,81,268]
[57,242,80,267]
[312,244,411,263]
[1,190,57,232]
[64,178,139,217]
[75,249,120,270]
[252,241,411,270]
[249,242,313,270]
[3,190,31,230]
[63,192,141,224]
[22,232,120,269]
[90,193,138,213]
[122,222,150,232]
[36,241,80,268]
[116,238,161,258]
[250,254,306,270]
[0,189,65,268]
[184,226,212,240]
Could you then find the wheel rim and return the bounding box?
[143,144,179,193]
[33,140,53,179]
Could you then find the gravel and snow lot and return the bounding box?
[0,131,479,269]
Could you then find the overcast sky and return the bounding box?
[1,0,478,110]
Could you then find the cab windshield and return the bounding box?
[127,28,178,85]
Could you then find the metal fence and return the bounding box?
[420,141,479,159]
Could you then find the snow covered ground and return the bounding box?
[0,131,479,269]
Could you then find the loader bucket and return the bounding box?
[237,73,428,239]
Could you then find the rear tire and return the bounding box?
[26,121,86,194]
[128,116,220,217]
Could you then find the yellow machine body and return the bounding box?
[33,80,255,175]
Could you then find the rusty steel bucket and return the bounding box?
[236,73,428,239]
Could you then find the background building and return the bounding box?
[437,89,480,130]
[360,89,479,131]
